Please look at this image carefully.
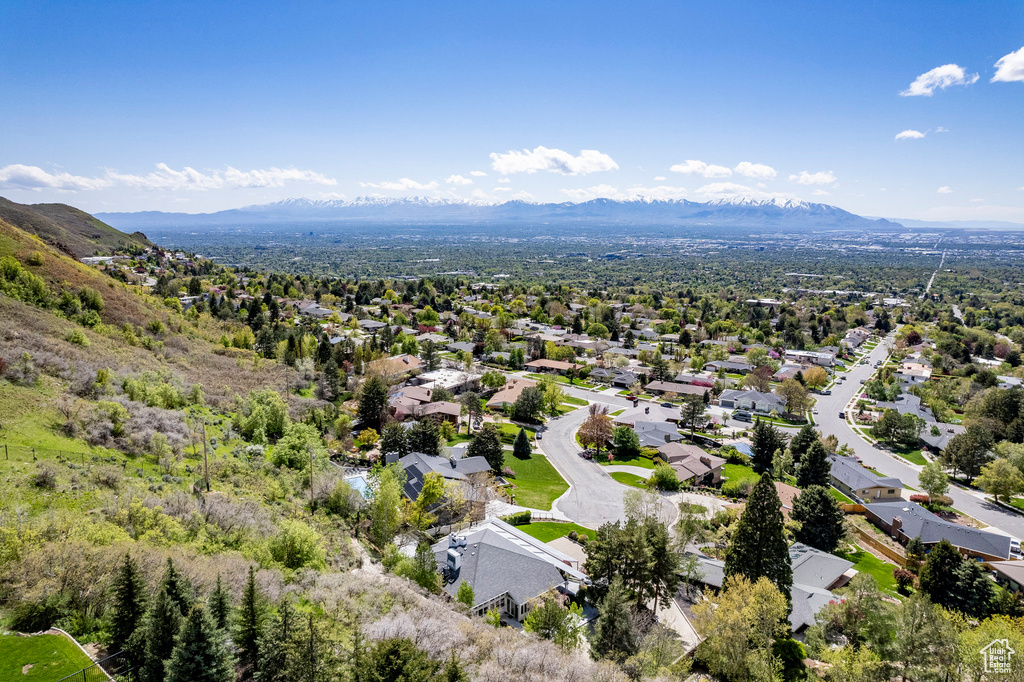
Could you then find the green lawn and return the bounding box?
[0,633,104,682]
[611,471,649,488]
[515,521,595,543]
[893,448,926,466]
[523,373,597,389]
[1010,498,1024,512]
[599,452,658,469]
[723,463,761,485]
[497,423,536,444]
[828,487,855,504]
[562,395,588,406]
[838,547,899,595]
[505,452,568,510]
[610,409,624,417]
[681,503,707,514]
[445,434,473,446]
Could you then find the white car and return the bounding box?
[1012,539,1021,558]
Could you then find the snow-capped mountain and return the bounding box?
[97,195,901,232]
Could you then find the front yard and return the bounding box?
[505,451,568,510]
[515,521,595,543]
[610,471,649,488]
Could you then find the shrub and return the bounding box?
[568,530,578,541]
[909,494,930,504]
[65,328,90,346]
[32,465,58,490]
[93,465,123,490]
[501,510,532,526]
[650,464,681,491]
[269,519,326,569]
[78,309,101,327]
[930,494,953,508]
[894,568,916,594]
[26,251,44,266]
[721,478,754,498]
[501,466,516,478]
[722,446,751,465]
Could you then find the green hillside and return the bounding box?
[0,196,153,259]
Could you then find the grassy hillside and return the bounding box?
[0,197,152,259]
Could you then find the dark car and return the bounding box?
[839,411,846,419]
[536,432,542,440]
[661,402,673,408]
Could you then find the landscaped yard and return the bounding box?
[610,409,624,417]
[515,521,595,542]
[523,373,597,389]
[838,546,899,595]
[723,463,761,485]
[828,487,855,504]
[505,452,568,510]
[610,471,649,488]
[892,447,926,466]
[599,452,658,469]
[1010,497,1024,512]
[497,423,536,444]
[0,633,103,682]
[562,395,588,406]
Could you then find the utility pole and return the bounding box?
[309,445,315,512]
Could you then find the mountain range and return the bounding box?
[95,196,904,232]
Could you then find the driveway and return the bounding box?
[812,332,1024,539]
[539,399,675,527]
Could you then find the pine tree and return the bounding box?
[750,419,786,470]
[253,599,295,682]
[379,422,410,461]
[796,440,831,488]
[358,376,389,432]
[363,638,439,682]
[643,517,681,612]
[791,485,845,552]
[236,565,266,676]
[919,539,994,617]
[440,654,469,682]
[724,473,793,599]
[139,587,183,682]
[512,427,531,459]
[788,424,818,462]
[592,576,637,662]
[209,575,231,631]
[109,553,147,654]
[467,423,504,474]
[159,557,193,616]
[165,604,234,682]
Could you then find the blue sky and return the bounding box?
[1,0,1023,220]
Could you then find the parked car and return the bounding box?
[733,411,753,422]
[1012,539,1021,558]
[661,402,673,408]
[839,411,846,419]
[819,389,831,395]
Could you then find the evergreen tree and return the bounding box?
[236,565,266,676]
[750,419,786,470]
[788,424,818,462]
[791,485,845,552]
[379,421,411,461]
[139,587,183,682]
[461,392,483,432]
[209,575,231,631]
[440,655,469,682]
[408,417,442,456]
[796,440,831,488]
[165,604,235,682]
[322,358,341,400]
[253,599,295,682]
[592,576,637,662]
[362,638,439,682]
[919,539,993,617]
[456,581,475,608]
[467,423,504,474]
[420,340,439,371]
[159,557,193,616]
[512,427,531,459]
[358,376,389,432]
[643,517,681,612]
[109,553,147,654]
[724,473,793,599]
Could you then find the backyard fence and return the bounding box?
[0,442,109,466]
[55,648,132,682]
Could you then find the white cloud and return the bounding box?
[560,184,624,201]
[489,146,618,175]
[492,186,513,193]
[497,177,511,183]
[733,161,777,179]
[0,162,338,192]
[360,177,439,191]
[0,164,111,191]
[895,129,926,141]
[669,159,732,178]
[445,174,473,185]
[789,170,837,186]
[812,189,831,196]
[653,176,666,181]
[469,170,487,177]
[511,191,535,201]
[937,186,953,194]
[694,182,799,202]
[900,63,979,96]
[992,46,1024,83]
[319,192,347,200]
[936,126,949,133]
[970,198,985,203]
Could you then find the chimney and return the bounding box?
[890,516,903,538]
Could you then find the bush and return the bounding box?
[26,251,44,266]
[909,494,930,504]
[721,478,754,498]
[269,519,326,570]
[650,464,681,491]
[722,446,751,466]
[930,494,953,508]
[65,328,90,346]
[501,510,532,526]
[894,567,916,594]
[92,465,123,490]
[32,465,58,490]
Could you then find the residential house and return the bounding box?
[433,520,589,619]
[704,359,755,375]
[413,369,482,394]
[717,389,786,414]
[524,359,584,375]
[486,378,537,410]
[863,500,1011,561]
[398,451,492,493]
[657,442,724,485]
[691,542,855,633]
[895,362,932,385]
[990,561,1024,594]
[828,455,904,502]
[613,404,680,427]
[784,349,836,367]
[634,421,683,448]
[644,380,707,397]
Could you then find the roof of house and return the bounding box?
[718,389,785,408]
[829,455,903,491]
[486,378,536,408]
[990,560,1024,586]
[657,442,725,480]
[447,341,477,354]
[399,452,491,500]
[644,380,706,396]
[634,420,683,448]
[433,519,587,608]
[774,481,800,518]
[921,423,966,451]
[385,354,422,374]
[416,401,462,419]
[525,359,583,372]
[864,501,1011,559]
[613,403,680,426]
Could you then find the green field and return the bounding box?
[610,471,649,488]
[838,547,899,595]
[599,452,658,469]
[497,423,536,444]
[523,373,597,389]
[561,395,589,406]
[505,452,568,510]
[893,448,926,466]
[723,463,761,485]
[0,634,103,682]
[828,487,855,504]
[515,521,595,543]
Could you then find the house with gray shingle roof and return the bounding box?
[828,455,904,502]
[863,500,1011,561]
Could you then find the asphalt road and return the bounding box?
[812,332,1024,539]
